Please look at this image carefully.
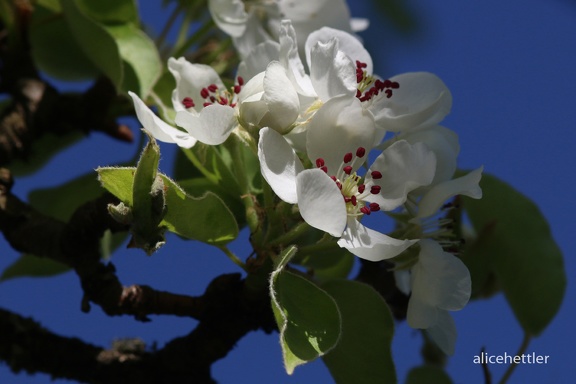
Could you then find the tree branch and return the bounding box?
[0,273,276,383]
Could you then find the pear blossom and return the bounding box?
[208,0,367,58]
[237,61,300,134]
[406,239,471,355]
[258,123,437,261]
[128,57,243,148]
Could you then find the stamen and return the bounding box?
[358,184,366,194]
[237,76,244,86]
[356,147,366,158]
[182,97,195,109]
[208,84,218,92]
[370,185,381,194]
[343,165,353,175]
[316,158,325,168]
[369,203,380,212]
[371,171,382,179]
[200,88,209,99]
[343,152,353,163]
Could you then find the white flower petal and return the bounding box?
[232,11,274,59]
[416,240,471,311]
[350,18,369,32]
[305,27,372,75]
[261,62,300,133]
[208,0,248,37]
[309,39,357,102]
[279,20,316,97]
[306,96,375,174]
[417,166,483,219]
[370,72,452,132]
[337,220,418,261]
[237,41,280,81]
[399,125,460,185]
[129,91,196,148]
[296,169,347,237]
[168,58,225,113]
[258,128,303,204]
[407,292,438,329]
[175,104,236,145]
[426,310,457,355]
[366,140,436,211]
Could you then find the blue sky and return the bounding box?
[1,0,575,383]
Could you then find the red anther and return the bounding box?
[357,73,363,84]
[316,158,325,167]
[237,76,244,86]
[370,185,381,194]
[218,97,228,105]
[210,96,216,102]
[385,89,393,98]
[356,89,362,98]
[391,81,400,89]
[201,88,209,99]
[182,97,195,108]
[336,181,342,189]
[383,79,392,88]
[231,102,237,108]
[351,195,357,206]
[369,202,381,212]
[208,84,218,92]
[234,85,242,94]
[375,79,384,90]
[371,170,382,179]
[344,196,351,203]
[356,60,367,69]
[320,166,328,173]
[330,175,337,181]
[343,152,353,163]
[203,102,212,107]
[343,165,353,175]
[358,184,366,194]
[360,206,371,215]
[356,147,366,157]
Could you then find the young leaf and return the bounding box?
[321,280,396,384]
[74,0,138,24]
[270,270,342,374]
[1,255,69,282]
[104,24,162,98]
[462,173,566,335]
[61,0,123,89]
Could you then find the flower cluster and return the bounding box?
[130,0,483,356]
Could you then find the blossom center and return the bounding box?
[181,77,245,109]
[355,60,399,102]
[315,147,383,217]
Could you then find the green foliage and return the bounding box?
[322,280,396,384]
[31,0,162,96]
[462,173,566,335]
[0,255,70,282]
[97,136,238,250]
[271,269,342,374]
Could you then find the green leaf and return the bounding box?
[295,248,354,282]
[104,23,162,98]
[462,173,566,335]
[74,0,138,24]
[61,0,123,88]
[271,271,341,374]
[28,171,103,221]
[98,166,239,245]
[1,255,69,282]
[30,5,99,81]
[161,175,238,244]
[96,166,136,205]
[321,280,396,384]
[405,365,453,384]
[10,132,85,177]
